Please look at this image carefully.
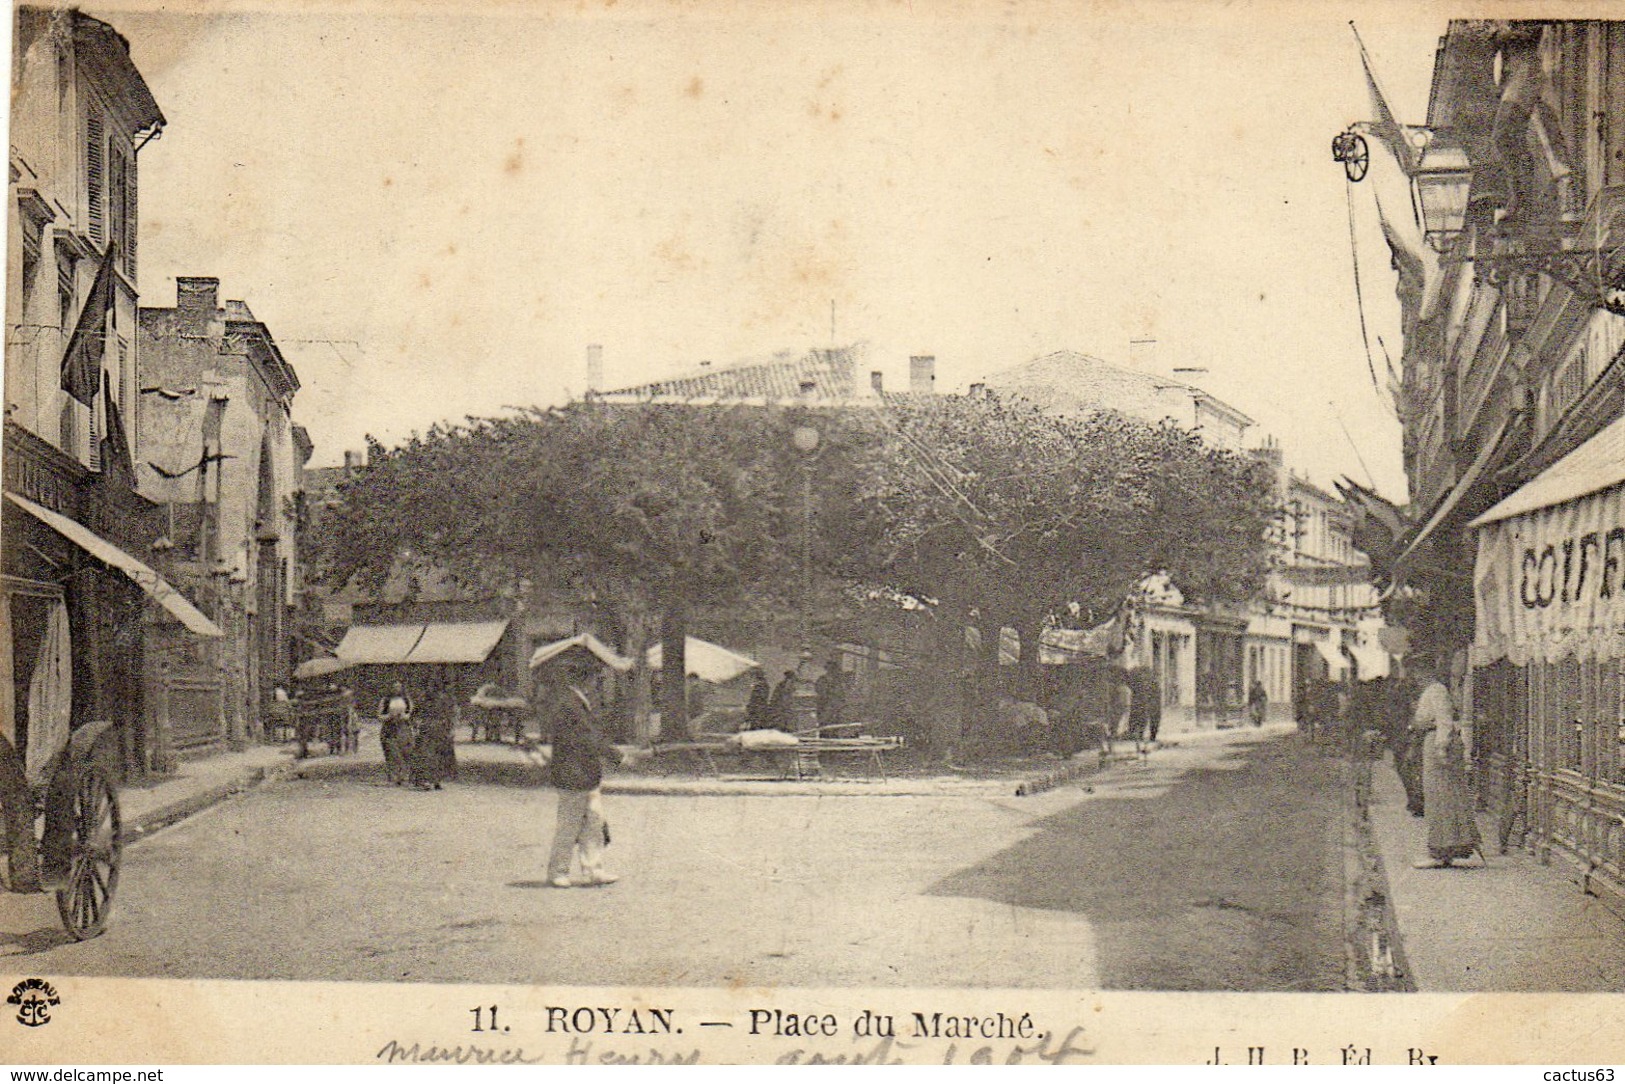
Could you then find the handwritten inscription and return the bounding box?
[378,1003,1084,1065]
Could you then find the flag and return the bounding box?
[1352,23,1421,177]
[60,243,118,407]
[101,370,135,484]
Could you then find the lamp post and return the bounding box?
[228,563,248,748]
[792,423,820,654]
[791,420,822,771]
[146,535,176,776]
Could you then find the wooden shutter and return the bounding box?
[85,112,105,245]
[124,152,138,278]
[108,150,126,264]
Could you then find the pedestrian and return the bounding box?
[743,670,771,730]
[1410,655,1482,869]
[1124,666,1161,746]
[543,656,628,888]
[339,684,359,754]
[1247,678,1268,728]
[378,680,416,786]
[814,652,848,733]
[412,683,458,790]
[767,668,799,732]
[684,673,709,736]
[1387,673,1425,816]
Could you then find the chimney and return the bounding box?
[176,277,219,337]
[585,344,603,392]
[870,371,884,394]
[909,355,936,396]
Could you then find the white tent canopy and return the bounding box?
[647,636,759,683]
[528,632,634,672]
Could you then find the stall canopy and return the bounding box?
[335,620,508,665]
[1470,414,1625,666]
[528,632,634,672]
[647,636,758,683]
[294,655,350,680]
[4,492,222,638]
[1345,635,1391,680]
[1313,637,1349,676]
[997,617,1122,666]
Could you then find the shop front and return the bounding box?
[1469,415,1625,907]
[2,423,222,785]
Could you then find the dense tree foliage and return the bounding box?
[310,390,1276,740]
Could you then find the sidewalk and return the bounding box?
[119,743,299,841]
[1368,752,1625,990]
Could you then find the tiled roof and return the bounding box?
[596,345,865,404]
[983,349,1249,420]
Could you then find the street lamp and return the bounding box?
[791,416,822,759]
[147,535,176,776]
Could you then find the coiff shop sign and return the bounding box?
[1471,416,1625,667]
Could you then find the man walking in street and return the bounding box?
[543,655,627,888]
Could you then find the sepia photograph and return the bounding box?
[2,0,1624,1065]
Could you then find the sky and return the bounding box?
[53,0,1449,498]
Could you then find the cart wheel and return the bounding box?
[55,765,121,940]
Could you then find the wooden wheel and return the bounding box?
[55,765,121,940]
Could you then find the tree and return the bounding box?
[863,392,1276,734]
[311,389,1275,747]
[311,400,879,739]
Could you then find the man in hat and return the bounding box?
[543,653,627,888]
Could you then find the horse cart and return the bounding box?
[1,720,122,940]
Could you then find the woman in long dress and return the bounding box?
[1412,657,1482,868]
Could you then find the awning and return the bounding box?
[4,492,222,638]
[1313,637,1349,675]
[335,624,425,664]
[406,620,508,664]
[647,636,758,683]
[1470,413,1625,528]
[334,620,509,665]
[1471,434,1625,666]
[294,655,350,680]
[528,633,634,673]
[1345,636,1391,681]
[1394,416,1514,569]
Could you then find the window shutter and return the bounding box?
[120,336,135,454]
[88,395,102,471]
[108,150,126,266]
[125,152,138,278]
[85,112,105,244]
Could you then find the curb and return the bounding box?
[1013,756,1102,797]
[286,750,1025,799]
[121,756,301,843]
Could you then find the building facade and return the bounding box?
[3,9,221,788]
[137,278,309,751]
[1366,20,1625,903]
